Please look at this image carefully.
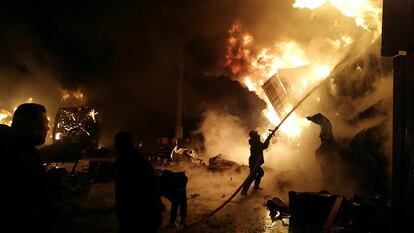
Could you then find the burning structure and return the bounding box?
[262,74,289,116]
[52,106,100,150]
[262,64,329,117]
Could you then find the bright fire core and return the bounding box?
[221,0,382,138]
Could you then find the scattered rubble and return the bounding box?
[208,154,245,172]
[266,196,289,222]
[170,145,203,164]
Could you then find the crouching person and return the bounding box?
[159,169,188,227]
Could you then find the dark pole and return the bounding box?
[174,64,183,145]
[382,1,414,232]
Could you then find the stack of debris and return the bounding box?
[208,154,244,172]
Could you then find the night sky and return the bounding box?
[0,0,268,140]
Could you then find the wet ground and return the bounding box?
[51,160,289,233]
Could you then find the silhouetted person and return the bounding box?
[0,124,10,146]
[306,113,341,182]
[1,103,62,233]
[158,169,188,226]
[241,129,274,195]
[114,131,162,233]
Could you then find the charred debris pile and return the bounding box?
[266,190,389,233]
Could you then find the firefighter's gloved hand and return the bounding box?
[273,127,279,135]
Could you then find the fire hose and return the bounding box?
[174,78,329,232]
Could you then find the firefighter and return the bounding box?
[241,129,275,196]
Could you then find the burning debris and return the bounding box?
[52,106,101,150]
[262,74,289,116]
[263,64,330,117]
[39,105,113,195]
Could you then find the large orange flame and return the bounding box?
[221,22,332,138]
[220,0,382,138]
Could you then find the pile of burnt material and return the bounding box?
[266,190,390,233]
[208,154,247,172]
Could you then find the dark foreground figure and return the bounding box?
[114,131,162,233]
[1,103,62,233]
[159,169,188,226]
[241,129,274,195]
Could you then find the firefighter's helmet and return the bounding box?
[249,129,259,138]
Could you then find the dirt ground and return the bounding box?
[50,161,289,233]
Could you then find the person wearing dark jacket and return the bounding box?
[1,103,62,233]
[114,131,162,233]
[241,129,274,196]
[158,169,188,226]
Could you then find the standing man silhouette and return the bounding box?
[2,103,62,233]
